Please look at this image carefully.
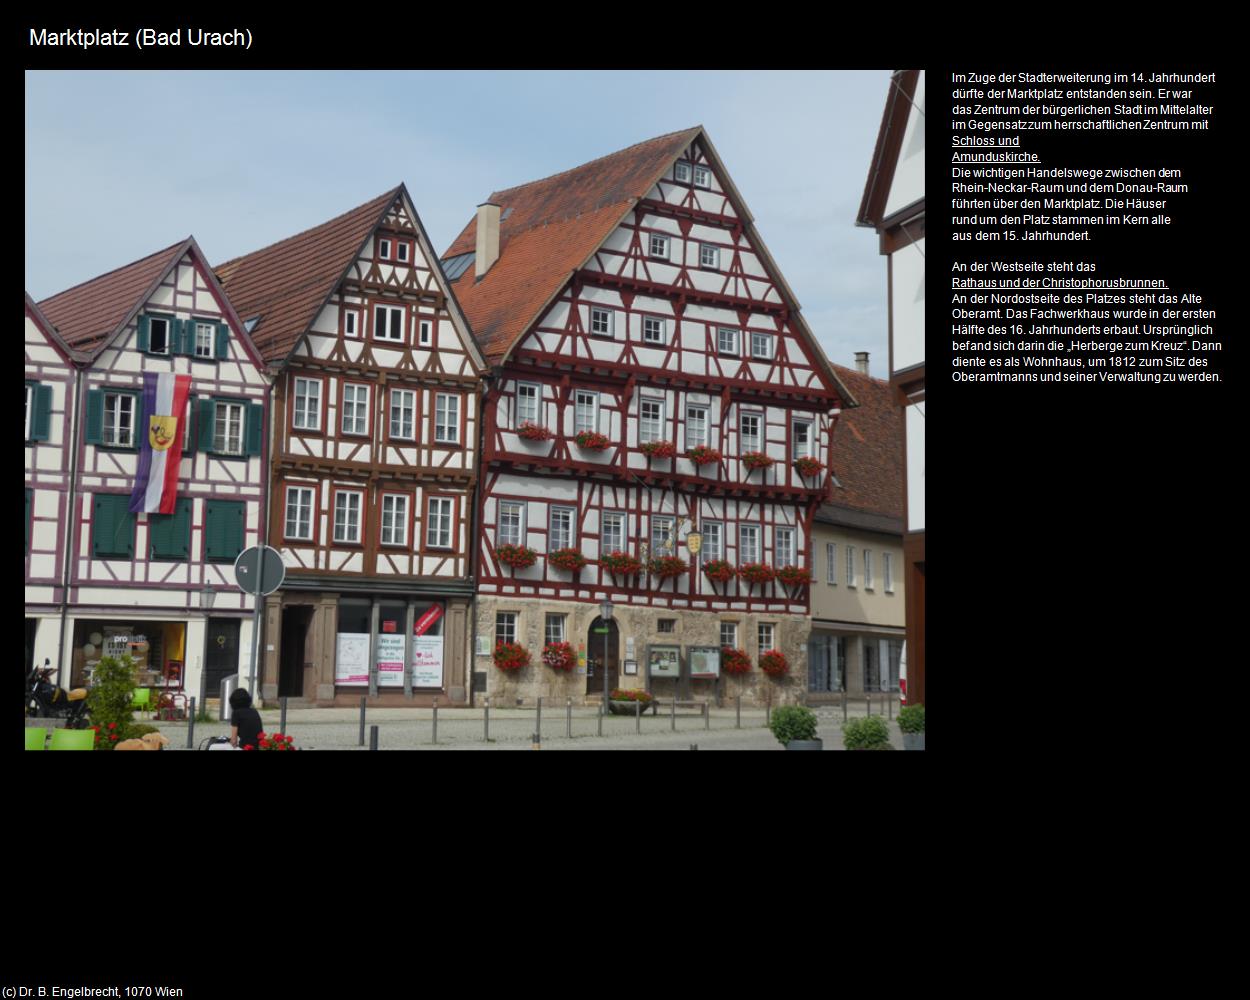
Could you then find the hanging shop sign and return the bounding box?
[686,532,702,555]
[375,633,406,688]
[335,633,370,686]
[688,645,721,679]
[648,644,681,678]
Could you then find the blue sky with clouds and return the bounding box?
[25,70,893,373]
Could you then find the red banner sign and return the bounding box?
[414,605,444,636]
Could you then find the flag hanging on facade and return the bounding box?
[129,372,192,514]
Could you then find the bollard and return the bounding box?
[690,744,698,751]
[531,732,541,750]
[536,696,542,742]
[432,702,439,744]
[566,698,572,738]
[484,697,490,742]
[889,696,893,721]
[186,697,196,749]
[369,725,379,751]
[866,697,871,717]
[635,698,641,735]
[766,694,772,728]
[359,696,367,746]
[280,696,288,736]
[597,701,603,737]
[843,695,848,723]
[736,695,741,729]
[670,696,676,732]
[704,702,710,731]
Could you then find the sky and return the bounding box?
[25,70,893,375]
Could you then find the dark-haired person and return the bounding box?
[229,687,263,749]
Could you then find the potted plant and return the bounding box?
[793,457,825,478]
[897,703,925,750]
[776,565,813,587]
[640,440,677,460]
[721,648,752,675]
[517,422,554,441]
[600,551,643,578]
[687,446,722,467]
[769,705,822,750]
[703,559,736,584]
[496,544,537,570]
[608,689,655,715]
[843,716,893,750]
[574,430,610,451]
[759,650,789,677]
[541,641,576,673]
[742,451,775,471]
[548,548,587,572]
[246,732,298,751]
[738,562,776,586]
[492,642,530,672]
[647,555,688,580]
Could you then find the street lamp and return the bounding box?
[600,598,614,711]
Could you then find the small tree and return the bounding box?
[86,654,137,751]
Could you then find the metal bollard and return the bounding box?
[704,702,710,730]
[531,732,541,750]
[766,695,772,728]
[359,696,367,746]
[280,696,288,736]
[690,744,698,751]
[843,695,848,722]
[432,702,439,744]
[635,698,641,734]
[536,696,542,742]
[369,725,379,751]
[186,697,196,749]
[670,696,676,732]
[484,697,490,742]
[866,697,871,717]
[566,698,572,738]
[889,697,893,720]
[736,695,741,729]
[598,701,603,737]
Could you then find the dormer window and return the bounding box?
[674,161,692,183]
[693,165,712,188]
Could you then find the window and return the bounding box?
[426,496,454,549]
[205,500,245,563]
[397,242,409,263]
[658,619,676,634]
[214,401,245,455]
[720,622,738,650]
[333,491,363,544]
[643,316,666,344]
[740,412,762,453]
[602,512,625,553]
[864,550,874,590]
[651,516,674,556]
[293,378,321,431]
[285,486,314,541]
[92,494,134,558]
[758,623,775,654]
[374,305,404,341]
[381,494,409,547]
[693,164,711,188]
[826,542,837,585]
[793,420,812,459]
[574,391,598,434]
[846,545,857,587]
[419,320,432,346]
[435,393,460,444]
[378,238,391,260]
[344,311,358,338]
[516,383,539,425]
[549,506,574,550]
[195,322,215,358]
[686,405,708,448]
[751,332,774,360]
[103,392,136,448]
[739,524,760,563]
[545,614,566,645]
[148,317,169,354]
[700,244,719,269]
[149,498,192,560]
[640,398,664,443]
[701,521,723,562]
[498,501,524,546]
[809,635,846,693]
[342,384,370,436]
[884,552,894,593]
[648,234,669,259]
[775,528,795,567]
[25,383,33,441]
[717,327,740,355]
[675,161,692,183]
[389,389,415,440]
[496,612,517,646]
[590,307,613,337]
[865,642,883,692]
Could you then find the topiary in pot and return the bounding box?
[843,715,893,750]
[769,705,821,750]
[897,703,925,750]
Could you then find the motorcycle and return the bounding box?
[25,659,91,729]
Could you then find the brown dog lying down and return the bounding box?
[114,731,171,751]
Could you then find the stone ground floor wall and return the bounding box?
[474,596,811,708]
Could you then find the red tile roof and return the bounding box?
[214,188,400,364]
[822,364,903,522]
[37,240,190,353]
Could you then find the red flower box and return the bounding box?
[640,440,677,459]
[648,555,688,579]
[703,559,737,584]
[609,689,654,704]
[517,422,554,441]
[493,642,530,672]
[742,451,775,470]
[600,551,643,576]
[759,650,789,676]
[737,562,776,585]
[548,548,587,572]
[247,731,297,751]
[687,446,722,467]
[722,648,752,675]
[793,457,825,477]
[575,431,610,450]
[542,641,576,672]
[776,565,813,586]
[496,544,537,569]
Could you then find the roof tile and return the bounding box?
[823,364,904,521]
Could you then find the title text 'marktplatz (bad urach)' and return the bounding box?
[29,27,251,49]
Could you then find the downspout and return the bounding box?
[55,362,85,681]
[252,372,276,703]
[467,373,493,707]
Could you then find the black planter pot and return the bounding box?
[785,739,823,751]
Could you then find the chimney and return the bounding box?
[855,351,870,375]
[475,202,500,277]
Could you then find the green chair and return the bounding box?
[132,688,152,717]
[49,728,95,750]
[25,727,49,750]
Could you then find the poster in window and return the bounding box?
[649,644,680,678]
[414,635,444,688]
[335,633,370,686]
[375,633,405,687]
[688,645,721,679]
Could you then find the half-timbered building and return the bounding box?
[35,239,270,701]
[215,186,486,706]
[858,70,925,705]
[443,127,856,706]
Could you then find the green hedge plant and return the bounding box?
[897,704,925,734]
[843,715,892,750]
[769,705,819,745]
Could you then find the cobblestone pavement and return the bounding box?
[149,702,909,751]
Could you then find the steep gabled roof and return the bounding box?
[25,291,88,364]
[818,364,904,528]
[214,188,401,365]
[858,69,922,228]
[37,240,191,354]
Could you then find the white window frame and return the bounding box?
[341,384,370,436]
[195,321,215,358]
[642,316,666,344]
[344,311,358,338]
[693,164,712,189]
[648,234,670,260]
[775,528,795,568]
[148,317,170,355]
[374,304,405,342]
[516,382,540,425]
[435,393,461,444]
[700,244,719,269]
[293,377,321,432]
[884,552,894,594]
[426,496,454,550]
[545,614,566,646]
[418,320,432,347]
[284,486,314,541]
[590,307,614,337]
[651,515,674,556]
[640,397,665,444]
[701,520,723,562]
[739,524,760,564]
[717,327,740,356]
[377,238,391,260]
[496,612,517,646]
[758,623,776,654]
[24,384,33,441]
[740,412,762,454]
[397,242,410,263]
[333,491,363,544]
[380,494,410,548]
[846,544,857,588]
[389,389,415,440]
[826,542,837,585]
[686,405,709,449]
[103,392,135,448]
[549,506,575,551]
[213,401,245,456]
[498,501,524,547]
[864,549,874,591]
[793,420,812,459]
[601,511,625,554]
[674,161,692,183]
[751,332,775,360]
[720,621,738,649]
[574,391,599,434]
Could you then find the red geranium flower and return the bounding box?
[108,722,117,729]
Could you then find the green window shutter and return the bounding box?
[206,500,245,562]
[172,319,189,356]
[26,489,32,553]
[93,495,134,559]
[137,315,151,353]
[133,391,145,449]
[215,323,230,359]
[199,398,216,453]
[85,390,104,445]
[150,498,192,560]
[31,384,53,441]
[246,402,265,456]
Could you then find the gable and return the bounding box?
[883,70,924,219]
